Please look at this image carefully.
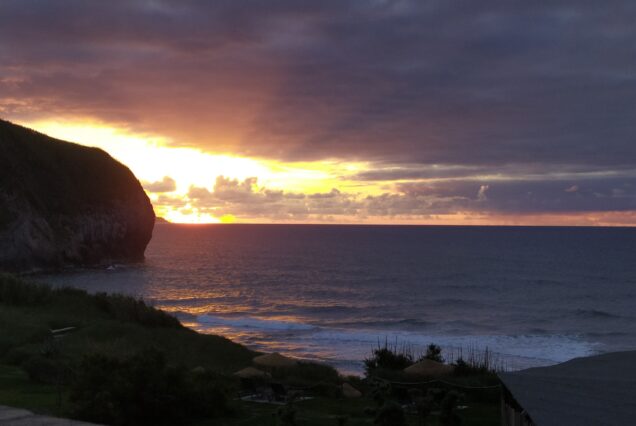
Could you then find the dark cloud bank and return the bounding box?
[1,0,635,219]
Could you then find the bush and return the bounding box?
[364,343,414,376]
[93,292,182,328]
[277,399,298,426]
[0,274,181,329]
[374,401,406,426]
[440,390,462,426]
[2,347,32,365]
[22,355,70,384]
[421,344,444,363]
[453,357,485,375]
[408,388,434,423]
[69,349,233,425]
[0,274,50,305]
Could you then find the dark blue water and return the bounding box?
[41,225,636,374]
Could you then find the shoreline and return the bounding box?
[34,268,607,377]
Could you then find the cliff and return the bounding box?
[0,119,155,271]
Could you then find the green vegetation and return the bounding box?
[0,273,255,424]
[364,343,414,376]
[364,343,446,377]
[0,119,145,215]
[0,274,501,425]
[361,342,501,425]
[70,349,234,425]
[0,273,254,371]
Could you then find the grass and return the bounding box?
[202,397,499,426]
[0,273,500,424]
[0,364,61,414]
[0,118,146,215]
[0,273,256,373]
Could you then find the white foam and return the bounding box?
[197,314,316,331]
[303,329,599,366]
[194,315,600,372]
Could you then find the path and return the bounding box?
[0,405,100,425]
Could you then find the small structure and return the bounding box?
[234,366,271,379]
[498,351,636,426]
[403,359,455,378]
[253,352,297,368]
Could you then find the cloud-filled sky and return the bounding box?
[1,0,635,224]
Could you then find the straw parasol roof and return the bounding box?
[342,382,362,398]
[253,352,297,368]
[234,366,271,379]
[404,359,455,377]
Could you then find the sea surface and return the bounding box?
[40,224,636,374]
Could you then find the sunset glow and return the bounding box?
[8,119,631,226]
[2,1,634,226]
[24,120,381,223]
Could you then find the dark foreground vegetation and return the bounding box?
[0,274,501,425]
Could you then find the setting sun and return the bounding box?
[24,120,378,223]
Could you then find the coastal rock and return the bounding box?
[0,118,155,271]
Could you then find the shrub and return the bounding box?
[336,415,349,426]
[369,380,391,407]
[440,390,462,426]
[421,343,444,363]
[22,355,71,384]
[69,349,232,425]
[453,357,487,376]
[374,401,406,426]
[0,274,181,329]
[2,347,32,365]
[93,292,182,328]
[364,343,414,376]
[0,274,50,305]
[450,346,503,374]
[277,400,298,426]
[408,388,434,423]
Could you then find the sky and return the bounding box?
[1,0,635,225]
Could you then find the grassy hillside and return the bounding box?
[0,119,147,215]
[0,273,256,372]
[0,274,500,425]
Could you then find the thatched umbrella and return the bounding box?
[342,382,362,398]
[234,366,271,379]
[404,359,455,378]
[253,352,298,368]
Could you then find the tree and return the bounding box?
[423,344,444,363]
[364,344,413,376]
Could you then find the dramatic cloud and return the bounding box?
[183,176,360,220]
[143,176,176,193]
[1,1,635,222]
[152,174,636,223]
[1,1,635,165]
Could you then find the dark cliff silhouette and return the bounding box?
[0,118,155,270]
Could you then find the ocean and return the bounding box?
[40,224,636,374]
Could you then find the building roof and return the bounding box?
[234,366,271,379]
[253,352,297,368]
[498,351,636,426]
[403,359,455,377]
